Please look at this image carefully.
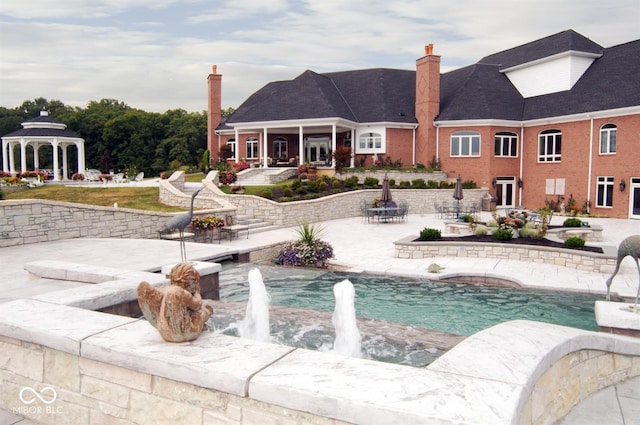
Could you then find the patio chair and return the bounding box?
[133,172,144,182]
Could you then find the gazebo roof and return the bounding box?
[2,111,82,139]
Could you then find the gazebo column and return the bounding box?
[76,140,86,175]
[20,139,27,173]
[33,142,40,171]
[52,139,60,181]
[61,144,69,180]
[298,126,304,165]
[8,142,16,175]
[2,140,8,173]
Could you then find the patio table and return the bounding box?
[367,207,402,222]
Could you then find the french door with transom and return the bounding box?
[495,176,516,209]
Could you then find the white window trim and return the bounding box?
[226,139,236,158]
[538,130,562,163]
[450,131,481,157]
[355,128,385,154]
[596,176,614,208]
[246,137,258,159]
[494,132,518,157]
[274,137,288,159]
[599,124,617,155]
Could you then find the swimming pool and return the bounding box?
[218,263,600,336]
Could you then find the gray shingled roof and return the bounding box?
[2,113,81,138]
[222,30,639,128]
[478,29,603,69]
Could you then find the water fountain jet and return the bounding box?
[331,279,362,358]
[237,268,271,342]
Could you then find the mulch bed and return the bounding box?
[422,235,604,254]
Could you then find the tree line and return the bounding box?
[0,98,234,177]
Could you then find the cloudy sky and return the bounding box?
[1,0,638,113]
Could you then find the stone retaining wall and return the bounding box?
[0,200,222,248]
[159,171,488,227]
[393,237,617,274]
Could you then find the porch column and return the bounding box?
[52,139,60,181]
[234,129,239,162]
[263,127,268,167]
[331,124,337,168]
[350,129,355,168]
[20,139,27,173]
[298,126,304,164]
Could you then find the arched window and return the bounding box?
[599,123,617,154]
[494,132,518,157]
[450,131,480,157]
[538,129,561,162]
[246,137,258,159]
[274,137,287,160]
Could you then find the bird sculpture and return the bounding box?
[164,187,203,262]
[605,235,640,313]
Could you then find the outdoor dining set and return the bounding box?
[361,200,409,223]
[434,202,481,220]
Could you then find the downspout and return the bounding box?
[586,116,594,214]
[412,127,416,166]
[435,124,440,164]
[519,124,524,206]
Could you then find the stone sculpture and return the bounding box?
[605,235,640,312]
[137,263,213,342]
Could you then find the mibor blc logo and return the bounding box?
[13,386,63,415]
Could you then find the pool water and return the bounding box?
[219,263,599,336]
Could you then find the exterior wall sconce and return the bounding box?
[492,178,497,187]
[518,178,523,188]
[620,179,626,191]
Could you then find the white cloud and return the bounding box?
[0,0,638,112]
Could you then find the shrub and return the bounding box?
[493,227,513,241]
[475,225,488,236]
[282,187,293,197]
[563,218,583,227]
[419,227,442,240]
[363,177,379,188]
[411,179,427,189]
[261,188,273,199]
[331,179,340,189]
[344,175,359,189]
[399,180,411,188]
[459,214,474,223]
[486,219,498,227]
[219,170,237,185]
[565,236,585,248]
[318,181,328,191]
[427,180,439,188]
[389,179,396,187]
[519,227,539,238]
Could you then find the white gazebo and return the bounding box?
[1,111,86,181]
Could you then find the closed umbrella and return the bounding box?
[453,175,464,217]
[381,174,392,205]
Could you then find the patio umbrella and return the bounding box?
[453,175,464,217]
[381,174,392,204]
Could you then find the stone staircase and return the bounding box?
[233,215,281,238]
[236,167,297,185]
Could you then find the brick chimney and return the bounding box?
[207,65,222,163]
[415,44,440,165]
